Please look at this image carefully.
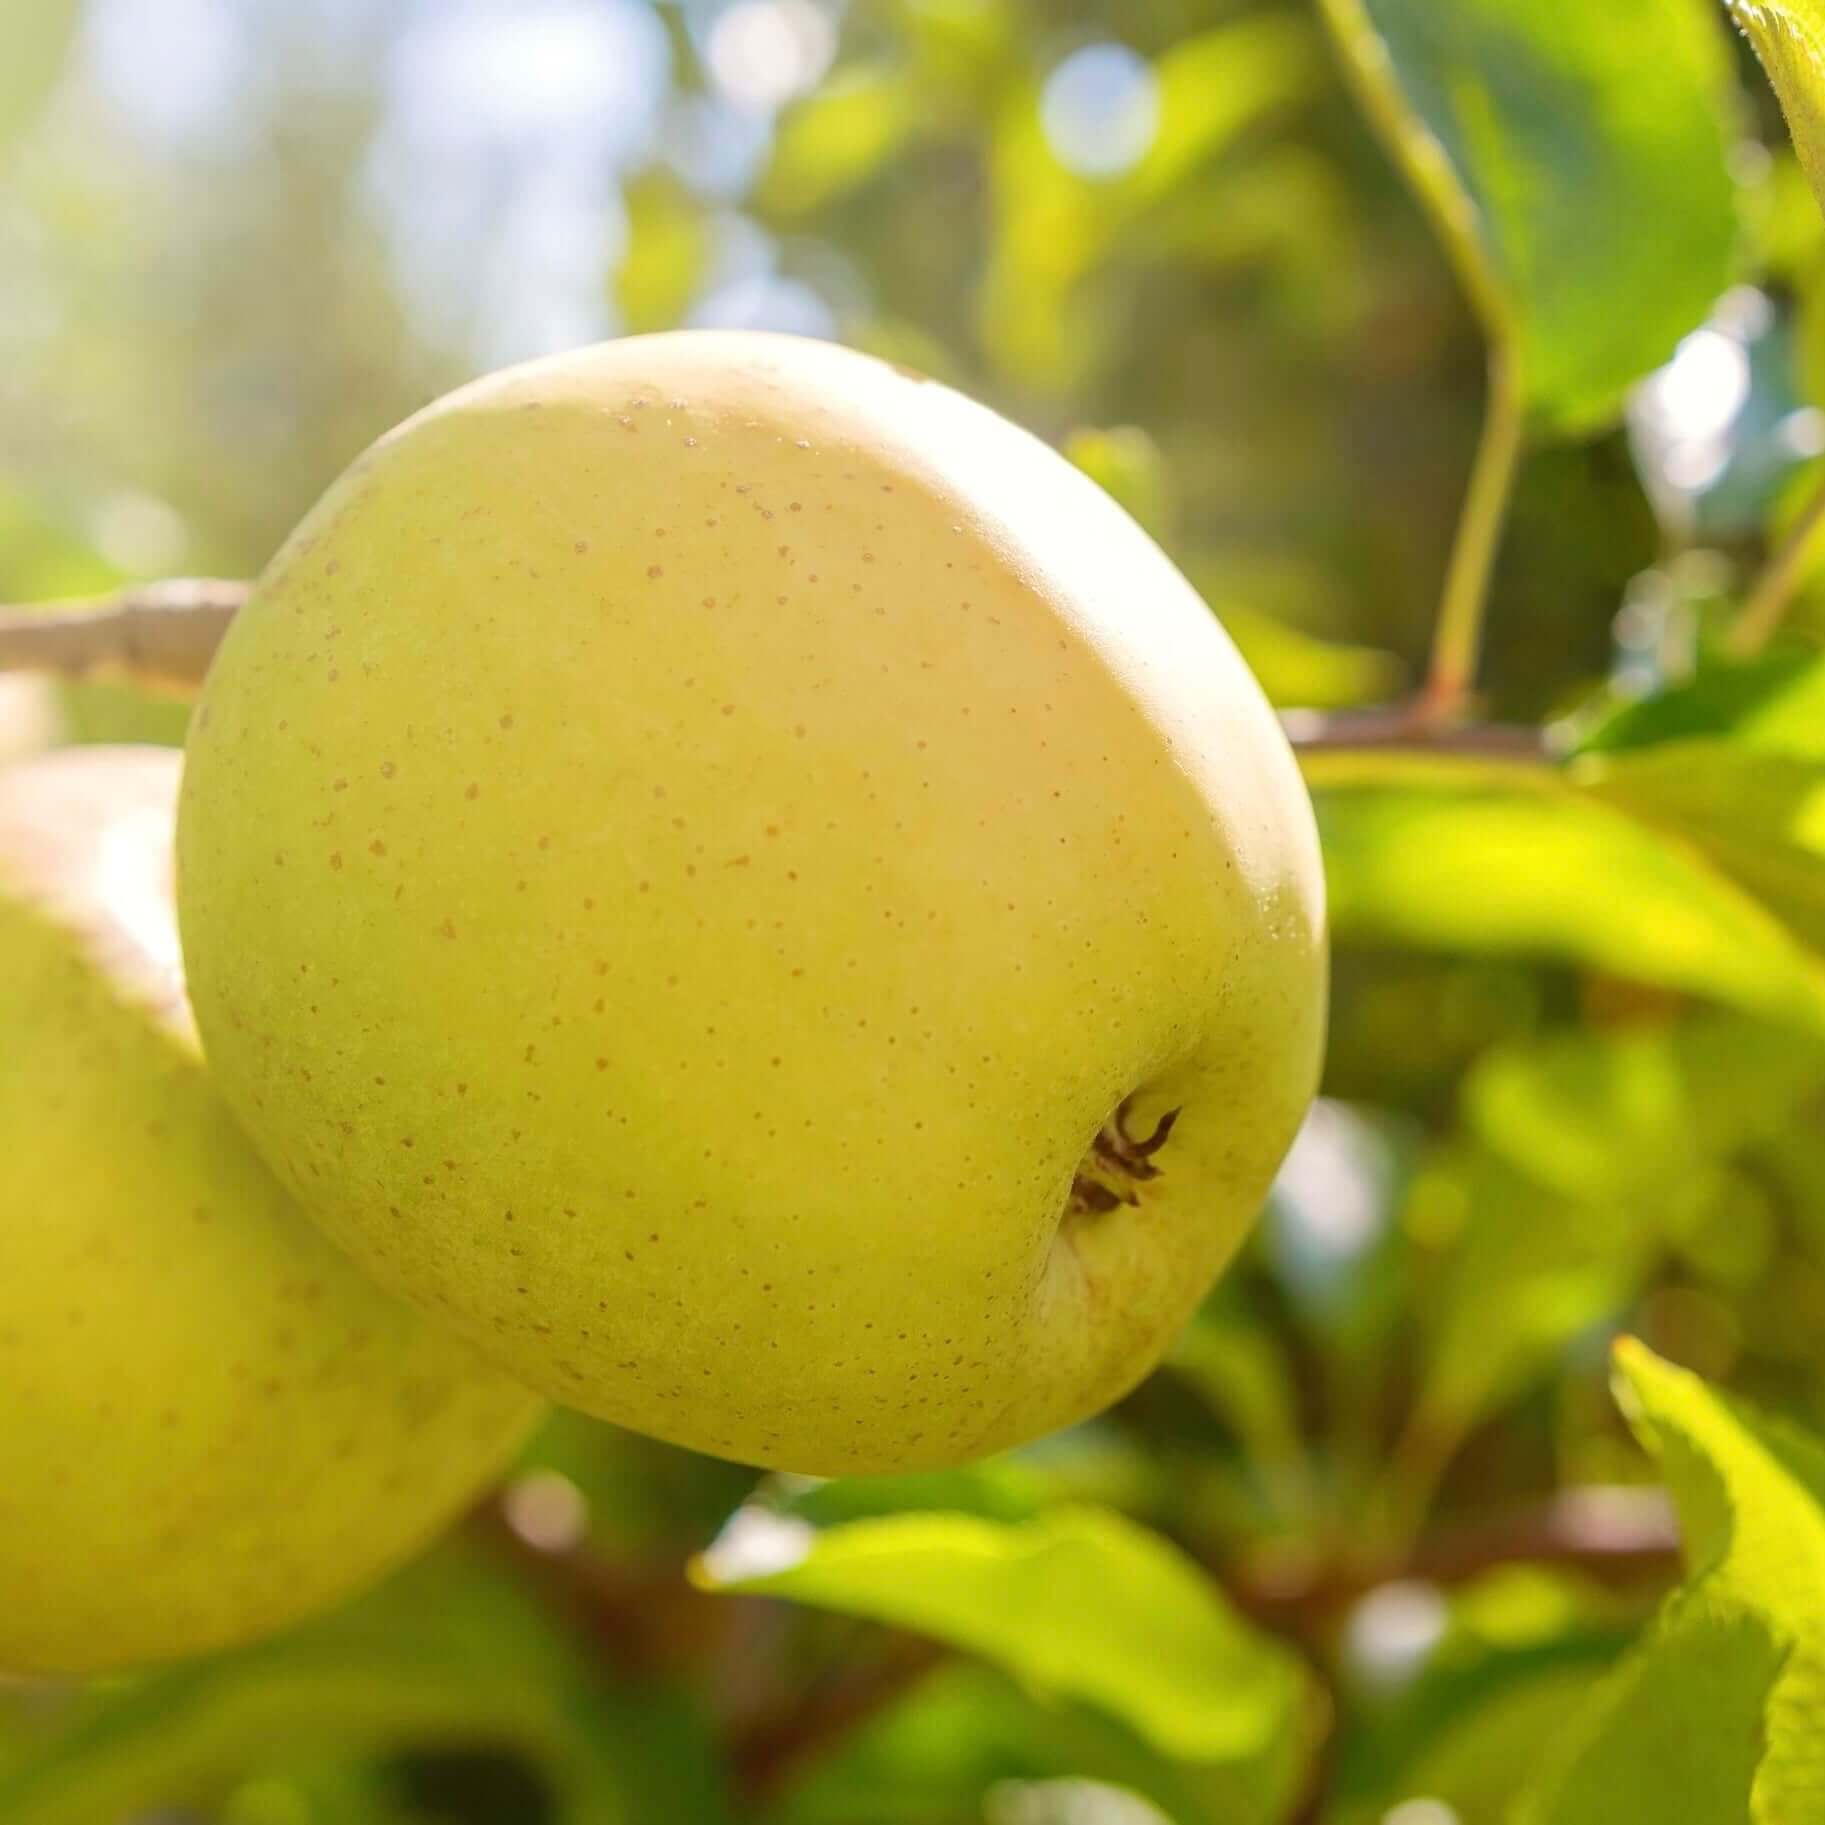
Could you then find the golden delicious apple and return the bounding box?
[178,332,1326,1474]
[0,745,541,1675]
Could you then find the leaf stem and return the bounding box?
[1423,348,1526,723]
[1726,466,1825,657]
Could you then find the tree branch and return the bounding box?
[0,579,247,696]
[1225,1484,1680,1635]
[730,1635,948,1807]
[1279,705,1545,756]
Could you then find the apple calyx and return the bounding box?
[1066,1100,1181,1216]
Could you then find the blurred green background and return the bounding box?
[8,3,1825,1823]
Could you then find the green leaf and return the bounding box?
[1320,0,1740,429]
[1220,605,1403,710]
[1167,1309,1310,1503]
[0,0,79,159]
[1412,1015,1825,1432]
[693,1506,1311,1769]
[1119,17,1321,210]
[1571,652,1825,758]
[1411,1144,1648,1432]
[759,69,921,216]
[770,1662,1307,1825]
[774,1461,1051,1530]
[979,17,1319,389]
[615,171,712,335]
[1061,427,1177,544]
[1517,1607,1781,1825]
[0,1548,722,1825]
[1579,742,1825,952]
[1521,1341,1825,1822]
[1727,0,1825,226]
[1304,752,1825,1034]
[1464,1013,1825,1205]
[1333,1566,1637,1819]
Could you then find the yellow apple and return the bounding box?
[0,675,58,761]
[177,332,1326,1474]
[0,745,541,1675]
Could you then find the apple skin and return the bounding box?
[177,331,1326,1475]
[0,746,542,1676]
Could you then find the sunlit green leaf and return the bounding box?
[693,1506,1310,1769]
[1304,752,1825,1034]
[1320,0,1740,428]
[1727,0,1825,224]
[1520,1341,1825,1822]
[1579,741,1825,951]
[1572,651,1825,758]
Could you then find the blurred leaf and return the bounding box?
[1572,651,1825,758]
[980,17,1319,389]
[1304,752,1825,1033]
[694,1506,1311,1769]
[1356,1668,1603,1825]
[761,69,921,216]
[615,171,712,335]
[1220,604,1403,709]
[1464,1013,1825,1205]
[0,0,79,159]
[898,0,1019,97]
[776,1461,1051,1530]
[1520,1341,1825,1822]
[1727,0,1825,225]
[1414,1145,1647,1433]
[1167,1309,1307,1489]
[1579,742,1825,951]
[1120,17,1321,210]
[0,490,121,604]
[0,1547,726,1825]
[1061,427,1176,542]
[771,1661,1307,1825]
[55,682,190,748]
[1414,1014,1824,1433]
[1333,1566,1636,1820]
[1320,0,1739,429]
